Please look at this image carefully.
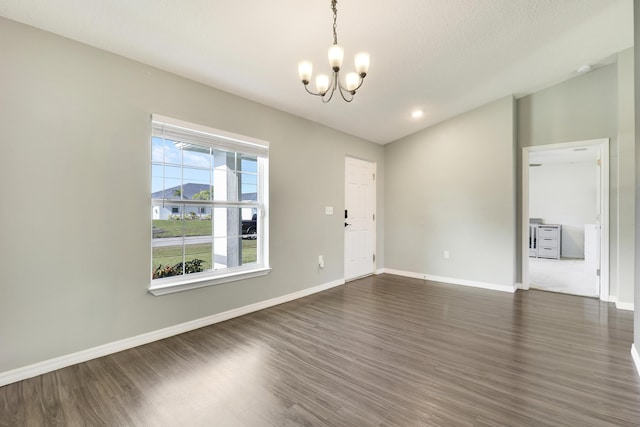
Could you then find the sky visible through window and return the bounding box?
[151,137,257,197]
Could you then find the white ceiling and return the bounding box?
[0,0,633,144]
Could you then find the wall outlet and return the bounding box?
[319,255,324,268]
[444,250,450,259]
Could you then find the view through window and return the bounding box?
[151,115,268,288]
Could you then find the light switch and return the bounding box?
[325,206,334,215]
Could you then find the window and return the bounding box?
[150,115,269,295]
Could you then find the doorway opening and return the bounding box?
[522,139,609,300]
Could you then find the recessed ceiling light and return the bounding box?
[577,64,592,74]
[411,110,424,119]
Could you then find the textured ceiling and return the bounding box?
[0,0,633,144]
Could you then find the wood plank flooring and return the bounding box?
[1,274,639,426]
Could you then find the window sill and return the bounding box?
[148,266,271,296]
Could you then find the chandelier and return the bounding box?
[297,0,370,103]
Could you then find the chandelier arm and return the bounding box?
[337,79,354,103]
[303,84,325,97]
[321,73,339,103]
[322,92,335,103]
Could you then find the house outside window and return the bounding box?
[150,115,270,295]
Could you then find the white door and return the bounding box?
[345,157,376,280]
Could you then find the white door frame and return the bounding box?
[521,138,609,301]
[344,156,377,281]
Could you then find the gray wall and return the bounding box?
[517,65,618,145]
[0,17,384,373]
[517,61,635,306]
[384,96,516,288]
[529,161,598,259]
[634,0,640,353]
[618,48,636,307]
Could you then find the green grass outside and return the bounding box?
[152,240,257,276]
[153,219,212,238]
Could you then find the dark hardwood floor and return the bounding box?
[1,274,639,426]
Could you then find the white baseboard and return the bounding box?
[0,278,345,387]
[375,268,385,275]
[379,268,517,293]
[381,268,424,280]
[609,296,635,311]
[632,344,640,377]
[616,301,635,311]
[424,273,517,293]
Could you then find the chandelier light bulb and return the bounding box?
[328,44,344,71]
[298,61,313,84]
[315,74,330,94]
[345,72,359,92]
[355,52,370,76]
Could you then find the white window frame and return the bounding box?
[149,114,270,296]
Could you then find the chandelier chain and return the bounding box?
[331,0,338,45]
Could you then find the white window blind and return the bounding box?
[151,114,269,158]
